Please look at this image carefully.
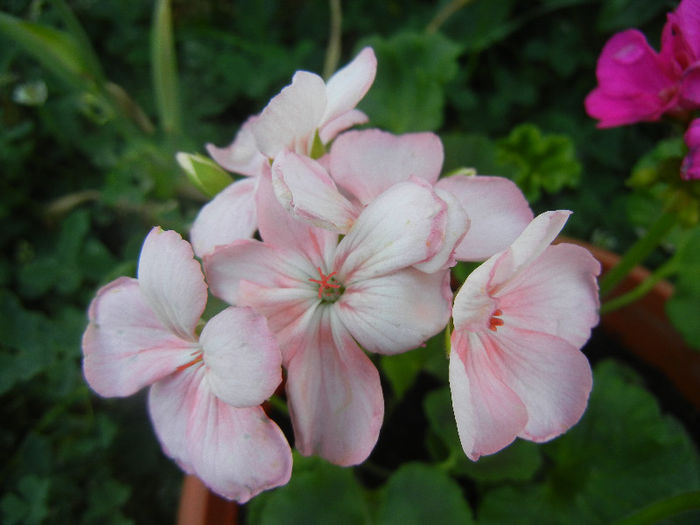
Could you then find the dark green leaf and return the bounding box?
[375,463,474,525]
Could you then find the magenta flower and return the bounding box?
[272,128,534,261]
[81,228,292,502]
[448,211,600,460]
[203,173,461,465]
[585,0,700,127]
[189,48,377,257]
[682,117,700,179]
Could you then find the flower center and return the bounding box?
[488,309,504,332]
[175,349,204,373]
[309,267,344,303]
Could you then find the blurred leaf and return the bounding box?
[151,0,182,135]
[0,12,96,92]
[357,32,462,133]
[381,351,427,401]
[424,387,542,482]
[438,0,517,52]
[666,225,700,349]
[375,463,474,524]
[478,360,700,524]
[84,478,132,525]
[496,123,581,202]
[249,455,370,525]
[0,475,50,525]
[441,132,519,177]
[596,0,670,33]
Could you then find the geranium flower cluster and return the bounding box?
[82,48,600,501]
[585,0,700,180]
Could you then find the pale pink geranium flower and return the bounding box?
[203,173,464,466]
[81,228,292,502]
[272,128,533,261]
[449,211,600,460]
[585,0,700,127]
[190,48,377,257]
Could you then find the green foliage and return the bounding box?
[477,360,700,524]
[357,31,462,133]
[666,225,700,349]
[496,123,582,202]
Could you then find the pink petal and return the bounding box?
[318,109,369,144]
[251,71,327,158]
[336,268,452,355]
[189,178,258,257]
[322,47,377,126]
[335,179,463,280]
[82,277,196,397]
[149,367,292,502]
[449,330,527,460]
[436,175,533,261]
[205,116,267,177]
[496,243,601,348]
[488,325,593,442]
[329,129,444,205]
[137,228,207,340]
[204,240,311,306]
[255,170,337,263]
[272,150,359,233]
[200,307,283,408]
[285,309,383,466]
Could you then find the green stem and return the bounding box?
[611,491,700,525]
[599,211,678,298]
[600,258,678,314]
[426,0,474,34]
[323,0,342,80]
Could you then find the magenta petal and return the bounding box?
[82,277,196,397]
[449,330,528,460]
[137,228,207,340]
[337,268,452,355]
[681,63,700,106]
[329,129,444,205]
[586,29,675,126]
[190,178,258,257]
[272,150,359,233]
[285,310,383,466]
[683,118,700,180]
[436,175,533,261]
[672,0,700,59]
[200,306,282,408]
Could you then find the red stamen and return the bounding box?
[309,267,341,298]
[176,352,203,373]
[489,309,504,332]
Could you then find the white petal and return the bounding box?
[336,268,451,354]
[190,178,258,257]
[252,71,327,158]
[272,150,359,233]
[206,116,267,177]
[82,277,196,397]
[322,47,377,125]
[200,306,283,408]
[137,228,207,340]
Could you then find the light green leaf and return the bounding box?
[151,0,182,135]
[176,152,233,198]
[0,12,95,91]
